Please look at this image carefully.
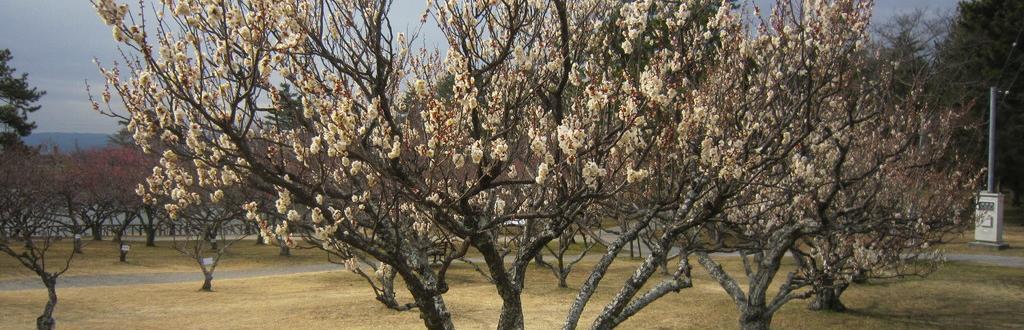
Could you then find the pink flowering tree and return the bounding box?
[57,146,157,261]
[66,148,124,242]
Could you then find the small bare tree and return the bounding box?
[161,185,250,292]
[0,151,76,330]
[537,217,601,288]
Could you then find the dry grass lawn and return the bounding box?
[1,255,1022,329]
[3,207,1023,329]
[0,240,328,280]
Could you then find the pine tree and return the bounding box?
[941,0,1024,204]
[0,49,45,150]
[264,83,303,130]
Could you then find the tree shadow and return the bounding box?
[844,302,1023,329]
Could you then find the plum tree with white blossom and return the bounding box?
[91,0,978,329]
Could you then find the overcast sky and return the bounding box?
[0,0,960,134]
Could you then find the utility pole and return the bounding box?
[972,86,1008,249]
[987,87,997,192]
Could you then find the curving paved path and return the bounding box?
[944,254,1024,268]
[1,253,1021,292]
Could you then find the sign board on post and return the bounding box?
[74,234,81,240]
[201,257,214,266]
[120,244,131,252]
[971,192,1009,249]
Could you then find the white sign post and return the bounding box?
[120,244,131,252]
[201,257,214,266]
[970,192,1009,249]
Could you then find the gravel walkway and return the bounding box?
[1,253,1020,292]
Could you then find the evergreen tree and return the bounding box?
[941,0,1024,203]
[108,121,134,147]
[0,49,45,150]
[264,83,303,130]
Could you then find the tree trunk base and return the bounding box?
[739,309,772,330]
[36,315,55,330]
[411,293,454,330]
[496,295,525,330]
[740,319,770,330]
[38,281,57,330]
[809,294,847,312]
[91,226,103,241]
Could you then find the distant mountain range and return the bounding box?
[23,132,113,152]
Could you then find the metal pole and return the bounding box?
[988,87,997,193]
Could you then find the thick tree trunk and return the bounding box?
[36,278,57,330]
[145,228,157,247]
[739,318,770,330]
[739,306,772,330]
[396,263,454,329]
[496,292,524,330]
[809,282,847,312]
[474,236,524,330]
[90,224,102,241]
[409,290,454,330]
[809,290,846,312]
[806,276,847,311]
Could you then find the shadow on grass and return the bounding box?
[836,263,1024,329]
[844,301,1022,330]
